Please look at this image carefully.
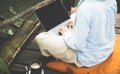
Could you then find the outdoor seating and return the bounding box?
[46,36,120,74]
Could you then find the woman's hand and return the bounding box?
[59,26,71,35]
[67,21,73,28]
[71,7,77,13]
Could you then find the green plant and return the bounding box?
[14,18,25,27]
[0,58,10,74]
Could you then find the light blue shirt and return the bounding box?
[63,0,117,67]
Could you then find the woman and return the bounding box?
[35,0,117,67]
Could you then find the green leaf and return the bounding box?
[0,58,10,74]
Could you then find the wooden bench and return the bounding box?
[46,36,120,74]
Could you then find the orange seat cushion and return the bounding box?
[46,36,120,74]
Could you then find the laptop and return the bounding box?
[62,0,75,11]
[35,0,70,34]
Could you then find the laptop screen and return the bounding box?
[35,0,70,31]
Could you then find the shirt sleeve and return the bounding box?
[70,12,77,22]
[63,7,90,51]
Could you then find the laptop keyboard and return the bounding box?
[48,19,69,35]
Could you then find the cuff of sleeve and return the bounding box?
[63,32,72,39]
[63,32,72,37]
[70,12,77,21]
